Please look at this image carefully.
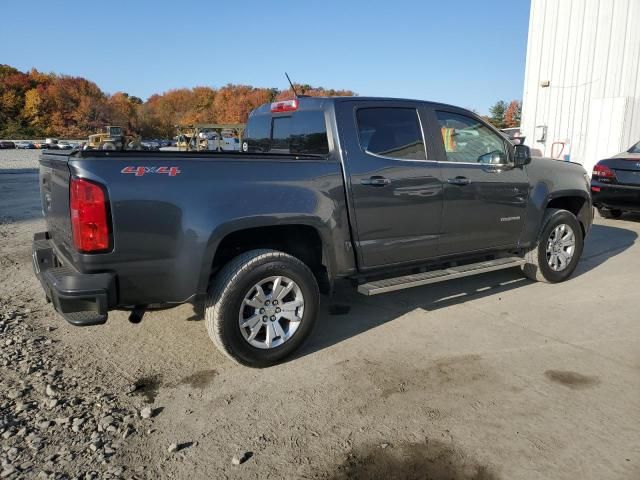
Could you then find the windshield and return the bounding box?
[629,141,640,154]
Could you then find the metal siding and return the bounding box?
[521,0,640,173]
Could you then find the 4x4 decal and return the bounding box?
[121,166,181,177]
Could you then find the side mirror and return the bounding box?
[479,150,508,165]
[514,144,532,166]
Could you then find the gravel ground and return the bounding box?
[0,299,156,479]
[1,150,160,479]
[0,149,41,172]
[1,150,639,479]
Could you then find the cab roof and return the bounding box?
[250,96,473,116]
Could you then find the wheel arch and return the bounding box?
[522,185,592,247]
[544,193,592,239]
[198,219,335,296]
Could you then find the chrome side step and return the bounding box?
[357,256,526,296]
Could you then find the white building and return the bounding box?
[521,0,640,174]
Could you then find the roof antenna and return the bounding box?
[285,72,299,98]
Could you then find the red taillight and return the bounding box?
[271,99,299,113]
[592,164,616,181]
[70,178,110,252]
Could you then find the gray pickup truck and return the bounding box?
[33,96,593,366]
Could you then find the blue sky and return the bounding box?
[0,0,530,114]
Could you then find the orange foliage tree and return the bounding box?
[0,64,356,139]
[503,100,522,128]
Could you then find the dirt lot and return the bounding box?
[1,150,639,479]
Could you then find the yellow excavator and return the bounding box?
[86,126,142,151]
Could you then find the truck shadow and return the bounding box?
[295,223,637,360]
[576,222,638,275]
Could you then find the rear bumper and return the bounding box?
[591,182,640,212]
[32,232,116,326]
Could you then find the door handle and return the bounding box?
[361,176,391,187]
[447,176,471,186]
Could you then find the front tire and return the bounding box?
[597,208,623,219]
[522,209,584,283]
[205,249,319,367]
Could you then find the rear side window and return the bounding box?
[245,111,329,155]
[356,107,426,160]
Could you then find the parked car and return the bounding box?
[591,140,640,218]
[141,141,160,151]
[0,140,16,149]
[32,96,592,367]
[57,142,73,150]
[15,141,35,149]
[501,128,526,146]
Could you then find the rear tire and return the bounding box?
[522,209,584,283]
[205,249,319,367]
[597,208,623,219]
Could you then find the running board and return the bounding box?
[357,256,526,296]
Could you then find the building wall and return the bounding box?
[521,0,640,174]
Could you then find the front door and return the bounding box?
[337,101,443,269]
[428,108,529,256]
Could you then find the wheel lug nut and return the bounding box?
[273,300,278,305]
[262,316,268,322]
[265,300,270,306]
[259,308,265,314]
[276,308,281,313]
[270,316,276,321]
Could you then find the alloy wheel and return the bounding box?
[238,276,305,349]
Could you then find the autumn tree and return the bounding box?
[0,63,356,139]
[276,84,355,101]
[107,92,142,135]
[503,100,522,128]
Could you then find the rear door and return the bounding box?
[337,100,443,269]
[425,107,529,256]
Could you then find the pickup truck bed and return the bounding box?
[36,149,353,307]
[33,96,593,366]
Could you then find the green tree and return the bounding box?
[488,100,507,129]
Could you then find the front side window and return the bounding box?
[436,111,508,164]
[356,107,427,160]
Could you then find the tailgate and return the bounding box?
[39,152,74,253]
